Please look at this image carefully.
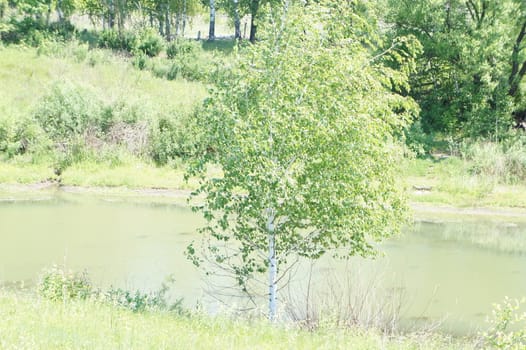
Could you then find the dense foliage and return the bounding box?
[387,0,526,138]
[187,0,420,318]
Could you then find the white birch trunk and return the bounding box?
[267,209,277,321]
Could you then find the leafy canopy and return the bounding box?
[187,0,420,296]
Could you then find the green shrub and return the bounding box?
[38,265,92,301]
[0,18,76,46]
[38,266,184,313]
[166,39,198,59]
[167,61,180,80]
[137,29,163,57]
[33,82,103,142]
[100,283,183,313]
[179,61,206,81]
[403,121,433,157]
[98,30,137,53]
[150,112,203,165]
[53,136,91,171]
[14,117,51,155]
[47,20,76,41]
[132,52,148,70]
[1,17,46,45]
[0,116,14,153]
[482,297,526,349]
[0,116,50,158]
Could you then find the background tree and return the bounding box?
[202,0,215,40]
[387,0,526,137]
[218,0,241,39]
[187,0,420,320]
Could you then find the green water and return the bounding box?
[1,191,526,334]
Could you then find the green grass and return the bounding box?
[404,157,526,208]
[0,44,206,119]
[0,291,475,350]
[61,159,192,189]
[0,161,53,183]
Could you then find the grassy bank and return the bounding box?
[0,290,475,350]
[2,155,526,210]
[0,42,525,210]
[404,156,526,208]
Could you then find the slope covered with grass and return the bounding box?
[0,43,207,186]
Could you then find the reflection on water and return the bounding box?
[1,192,526,334]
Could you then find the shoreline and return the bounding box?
[1,181,526,219]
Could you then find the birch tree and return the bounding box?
[187,0,420,321]
[208,0,215,40]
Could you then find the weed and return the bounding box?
[481,297,526,349]
[38,265,92,301]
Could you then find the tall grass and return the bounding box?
[462,140,526,185]
[404,137,526,207]
[0,289,475,350]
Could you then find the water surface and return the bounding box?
[1,191,525,334]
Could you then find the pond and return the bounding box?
[1,189,525,334]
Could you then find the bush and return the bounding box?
[38,266,184,313]
[0,17,46,45]
[53,136,91,171]
[13,117,51,155]
[97,30,137,53]
[482,297,526,349]
[166,39,198,59]
[0,18,76,46]
[136,29,163,57]
[132,52,148,70]
[149,112,203,165]
[47,20,76,41]
[99,280,183,313]
[404,121,433,157]
[38,265,92,301]
[0,116,50,158]
[33,82,103,142]
[0,116,14,153]
[166,61,180,80]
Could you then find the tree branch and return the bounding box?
[466,0,480,23]
[508,20,526,97]
[465,0,476,22]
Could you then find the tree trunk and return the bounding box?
[158,13,164,36]
[56,0,63,22]
[108,0,115,29]
[267,208,277,321]
[175,13,181,37]
[249,0,259,43]
[182,0,187,37]
[117,0,125,34]
[234,0,241,39]
[509,21,526,98]
[208,0,215,41]
[165,5,171,41]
